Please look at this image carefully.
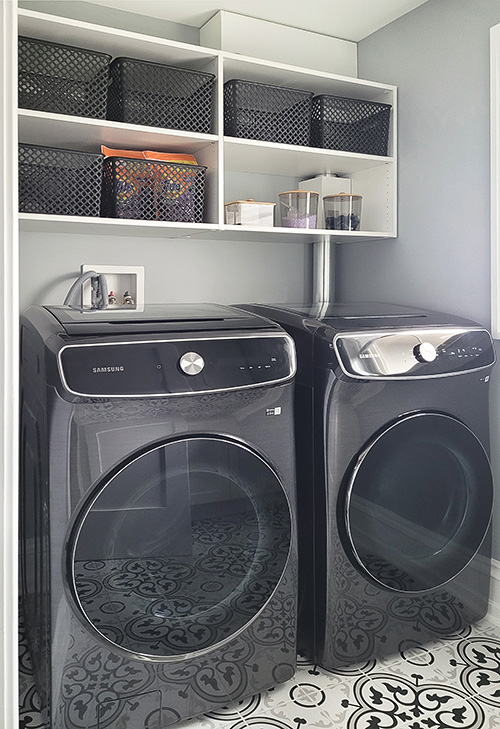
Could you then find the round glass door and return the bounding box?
[342,413,493,593]
[68,437,291,659]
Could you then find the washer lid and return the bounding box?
[44,303,275,335]
[241,302,480,332]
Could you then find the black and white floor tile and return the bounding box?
[19,603,49,729]
[19,603,500,729]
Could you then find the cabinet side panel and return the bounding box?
[350,164,395,235]
[1,1,20,727]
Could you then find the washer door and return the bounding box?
[67,436,292,659]
[341,412,493,592]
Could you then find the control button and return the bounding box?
[179,352,205,376]
[413,342,437,363]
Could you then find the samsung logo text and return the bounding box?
[92,366,125,373]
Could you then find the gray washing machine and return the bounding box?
[20,303,298,729]
[237,302,495,670]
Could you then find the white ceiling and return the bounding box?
[84,0,430,42]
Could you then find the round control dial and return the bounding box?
[413,341,437,363]
[179,352,205,376]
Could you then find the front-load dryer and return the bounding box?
[20,303,298,729]
[236,302,495,670]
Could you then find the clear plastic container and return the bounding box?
[323,193,362,231]
[224,199,275,226]
[278,190,319,229]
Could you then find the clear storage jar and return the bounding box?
[324,193,362,231]
[278,190,319,229]
[224,199,275,226]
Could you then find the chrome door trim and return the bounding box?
[343,411,493,593]
[65,434,294,662]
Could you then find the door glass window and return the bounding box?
[68,437,291,659]
[343,413,493,592]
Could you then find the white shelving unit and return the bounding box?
[17,7,397,245]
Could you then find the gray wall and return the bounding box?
[340,0,499,325]
[344,0,500,558]
[19,232,311,311]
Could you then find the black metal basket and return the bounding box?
[224,79,313,146]
[101,157,207,222]
[19,144,103,217]
[311,95,391,155]
[18,36,110,119]
[107,57,215,133]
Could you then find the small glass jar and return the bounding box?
[324,193,362,231]
[278,190,319,229]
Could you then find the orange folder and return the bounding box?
[101,146,197,165]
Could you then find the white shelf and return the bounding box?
[223,137,393,178]
[19,214,395,244]
[18,110,218,155]
[18,109,391,177]
[222,52,395,104]
[19,214,219,239]
[218,225,395,244]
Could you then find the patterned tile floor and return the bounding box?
[19,607,500,729]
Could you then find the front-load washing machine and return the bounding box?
[20,303,298,729]
[237,302,495,670]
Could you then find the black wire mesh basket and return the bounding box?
[19,144,103,217]
[107,57,215,133]
[18,36,111,119]
[311,95,391,155]
[224,79,313,146]
[101,157,207,222]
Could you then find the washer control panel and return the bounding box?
[334,328,494,379]
[58,334,295,397]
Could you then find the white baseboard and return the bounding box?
[488,557,500,626]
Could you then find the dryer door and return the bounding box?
[67,436,292,659]
[341,412,493,592]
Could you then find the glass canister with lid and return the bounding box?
[278,190,319,229]
[324,192,362,231]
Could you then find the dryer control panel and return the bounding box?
[333,328,495,379]
[58,333,296,397]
